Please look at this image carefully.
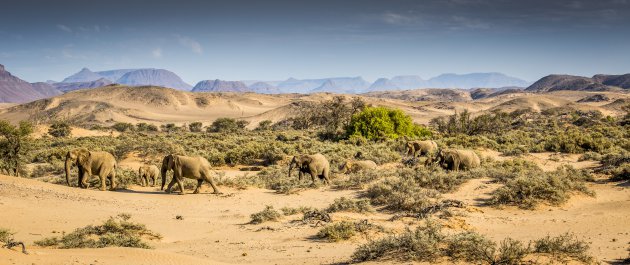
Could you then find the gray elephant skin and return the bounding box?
[138,164,160,187]
[338,160,377,173]
[288,153,330,184]
[65,148,117,191]
[161,154,221,195]
[406,140,438,157]
[436,149,480,171]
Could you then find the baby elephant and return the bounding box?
[406,140,438,158]
[338,160,377,174]
[138,165,160,187]
[436,149,480,171]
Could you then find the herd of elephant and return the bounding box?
[63,141,479,194]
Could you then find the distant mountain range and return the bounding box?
[4,62,628,103]
[61,68,192,90]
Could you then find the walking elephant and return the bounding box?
[435,149,480,171]
[288,153,330,184]
[160,154,221,195]
[138,164,160,187]
[406,140,438,158]
[338,160,377,174]
[64,148,117,191]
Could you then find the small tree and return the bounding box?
[48,120,71,137]
[208,118,248,133]
[112,122,135,132]
[189,122,203,132]
[161,123,178,133]
[136,123,158,132]
[0,120,33,177]
[347,106,430,140]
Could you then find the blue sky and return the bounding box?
[1,0,629,84]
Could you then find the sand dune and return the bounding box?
[1,86,627,128]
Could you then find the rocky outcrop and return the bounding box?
[192,79,251,92]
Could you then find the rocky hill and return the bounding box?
[428,72,530,89]
[275,77,370,93]
[524,74,628,92]
[0,64,62,102]
[61,68,105,83]
[53,78,114,92]
[116,69,192,90]
[368,78,400,91]
[248,82,280,94]
[60,68,191,90]
[192,79,251,92]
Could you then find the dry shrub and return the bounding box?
[316,220,383,242]
[325,197,374,213]
[34,214,161,249]
[352,222,593,264]
[280,206,316,216]
[533,232,593,263]
[365,177,441,214]
[249,206,282,224]
[489,165,594,209]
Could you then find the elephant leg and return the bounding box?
[175,177,186,195]
[309,170,317,184]
[109,170,117,191]
[151,176,156,187]
[165,178,177,193]
[453,160,460,171]
[204,173,221,194]
[193,179,203,194]
[81,171,90,189]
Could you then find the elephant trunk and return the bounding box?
[64,157,72,186]
[288,163,294,179]
[160,165,168,190]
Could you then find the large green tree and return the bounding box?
[347,106,430,140]
[0,120,33,176]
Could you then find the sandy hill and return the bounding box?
[0,85,628,127]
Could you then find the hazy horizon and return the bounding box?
[1,0,629,84]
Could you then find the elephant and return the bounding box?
[65,148,117,191]
[288,153,330,184]
[138,164,160,187]
[435,149,480,171]
[160,154,221,195]
[406,140,439,158]
[338,160,377,174]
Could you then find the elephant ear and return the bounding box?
[76,149,90,166]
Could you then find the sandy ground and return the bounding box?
[1,154,629,264]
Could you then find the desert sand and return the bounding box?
[1,150,628,265]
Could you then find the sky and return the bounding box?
[1,0,629,84]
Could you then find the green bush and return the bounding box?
[317,221,357,242]
[208,118,248,133]
[249,206,282,224]
[188,122,203,132]
[347,106,431,140]
[48,120,71,137]
[34,214,161,249]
